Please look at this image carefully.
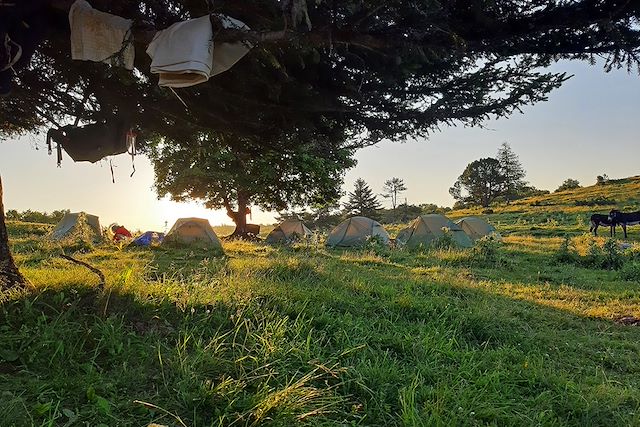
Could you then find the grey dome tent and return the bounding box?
[326,216,390,247]
[266,219,312,244]
[396,214,473,249]
[163,218,222,248]
[455,217,500,241]
[48,212,103,241]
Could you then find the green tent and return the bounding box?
[455,216,500,241]
[265,218,313,244]
[326,216,390,247]
[48,211,103,242]
[163,217,223,249]
[396,214,473,249]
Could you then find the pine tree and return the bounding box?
[496,142,526,202]
[344,179,382,219]
[381,178,407,210]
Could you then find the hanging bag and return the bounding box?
[46,118,133,166]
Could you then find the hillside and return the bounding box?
[448,175,640,237]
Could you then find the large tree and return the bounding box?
[149,131,355,237]
[449,157,507,208]
[2,0,640,287]
[344,178,382,219]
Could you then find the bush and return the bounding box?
[555,178,581,193]
[553,236,624,270]
[472,235,501,265]
[553,236,578,265]
[364,234,391,255]
[574,196,614,206]
[619,262,640,281]
[432,229,457,250]
[601,238,624,270]
[582,240,604,268]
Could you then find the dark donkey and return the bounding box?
[608,210,640,238]
[590,214,616,236]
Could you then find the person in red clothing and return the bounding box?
[111,224,132,242]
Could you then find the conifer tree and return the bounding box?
[344,179,382,219]
[496,142,526,202]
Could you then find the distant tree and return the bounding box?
[450,158,507,207]
[3,209,69,224]
[344,179,382,219]
[381,178,407,210]
[5,210,20,221]
[379,203,422,224]
[518,185,550,198]
[596,174,610,185]
[419,203,452,215]
[496,142,526,202]
[555,179,581,192]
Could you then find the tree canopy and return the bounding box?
[450,157,506,208]
[2,0,640,286]
[2,0,640,146]
[555,178,582,192]
[148,131,355,234]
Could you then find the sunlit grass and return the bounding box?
[3,176,640,425]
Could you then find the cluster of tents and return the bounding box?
[47,213,223,249]
[46,212,499,250]
[324,215,499,248]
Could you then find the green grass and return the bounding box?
[2,179,640,425]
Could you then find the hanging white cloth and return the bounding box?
[146,15,251,88]
[68,0,134,70]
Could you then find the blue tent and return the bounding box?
[130,231,165,247]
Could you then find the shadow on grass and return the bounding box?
[4,235,640,425]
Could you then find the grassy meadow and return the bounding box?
[2,178,640,426]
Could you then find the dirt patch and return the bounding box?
[615,316,640,326]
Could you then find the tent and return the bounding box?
[455,217,500,241]
[130,231,165,247]
[48,211,103,241]
[326,216,390,247]
[396,214,473,249]
[163,218,222,248]
[265,219,313,244]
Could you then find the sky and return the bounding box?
[1,60,639,231]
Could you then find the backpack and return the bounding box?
[46,119,134,166]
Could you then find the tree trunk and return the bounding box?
[0,175,27,291]
[224,193,253,239]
